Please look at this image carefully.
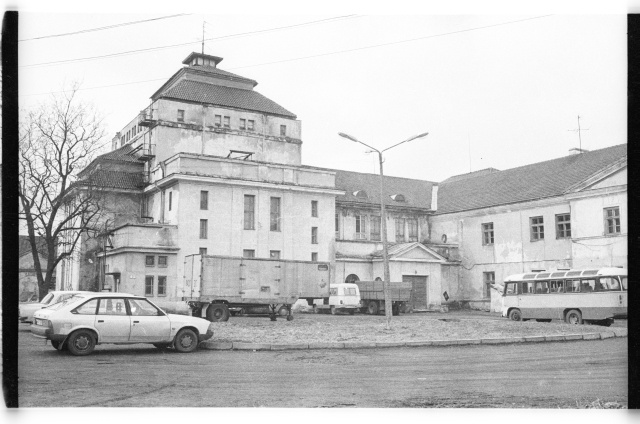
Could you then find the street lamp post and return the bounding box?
[338,131,429,330]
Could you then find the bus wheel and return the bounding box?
[367,301,379,315]
[508,309,522,321]
[565,309,582,325]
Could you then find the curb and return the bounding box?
[199,330,627,352]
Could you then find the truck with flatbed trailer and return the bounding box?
[183,254,331,321]
[355,280,412,315]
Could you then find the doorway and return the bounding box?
[403,275,428,310]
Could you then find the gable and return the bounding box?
[396,248,443,261]
[585,168,626,190]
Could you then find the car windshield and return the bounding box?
[40,293,54,305]
[44,295,87,311]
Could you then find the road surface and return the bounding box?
[17,325,627,408]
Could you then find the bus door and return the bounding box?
[516,281,536,318]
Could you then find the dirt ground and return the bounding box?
[212,309,626,344]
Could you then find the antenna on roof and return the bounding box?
[568,115,589,153]
[201,21,205,54]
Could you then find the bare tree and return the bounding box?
[19,86,109,300]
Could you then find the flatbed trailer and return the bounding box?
[183,254,331,321]
[355,280,412,315]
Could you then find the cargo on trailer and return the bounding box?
[183,254,331,321]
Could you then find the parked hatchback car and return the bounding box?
[20,290,94,324]
[30,292,214,355]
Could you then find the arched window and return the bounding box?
[375,277,382,281]
[353,190,368,199]
[390,194,405,202]
[345,274,360,284]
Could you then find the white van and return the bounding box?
[313,283,361,315]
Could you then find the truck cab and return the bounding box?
[313,283,361,315]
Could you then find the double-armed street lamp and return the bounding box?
[338,131,429,330]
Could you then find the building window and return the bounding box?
[200,190,209,210]
[311,252,318,262]
[556,214,571,239]
[239,118,246,130]
[408,218,418,242]
[145,256,155,266]
[177,109,185,122]
[280,125,286,136]
[482,223,494,245]
[243,249,255,258]
[483,272,495,299]
[355,215,367,240]
[311,227,318,244]
[395,218,405,242]
[370,216,381,241]
[200,219,208,239]
[311,200,318,217]
[244,195,255,230]
[604,207,621,234]
[223,116,230,128]
[145,276,154,296]
[168,191,172,211]
[214,115,221,127]
[158,276,167,296]
[530,216,544,241]
[248,120,255,131]
[158,256,168,267]
[345,274,360,284]
[199,248,207,256]
[270,250,281,260]
[335,213,339,238]
[270,197,281,231]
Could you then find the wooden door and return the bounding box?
[403,275,428,310]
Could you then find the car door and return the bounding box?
[94,298,131,342]
[127,298,171,342]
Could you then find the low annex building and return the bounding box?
[430,144,627,312]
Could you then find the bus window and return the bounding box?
[534,281,549,294]
[621,277,627,291]
[566,280,580,293]
[329,287,337,296]
[505,283,518,295]
[550,280,564,293]
[581,279,596,292]
[595,277,620,292]
[521,282,534,294]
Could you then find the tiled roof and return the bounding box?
[187,66,258,87]
[83,170,145,190]
[442,167,500,183]
[437,144,627,214]
[159,80,297,118]
[334,169,435,210]
[96,144,141,163]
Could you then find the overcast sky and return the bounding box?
[17,2,630,183]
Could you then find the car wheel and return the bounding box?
[286,315,294,321]
[508,308,522,321]
[565,309,583,325]
[206,303,230,322]
[174,328,198,353]
[67,330,96,356]
[278,306,289,316]
[367,301,379,315]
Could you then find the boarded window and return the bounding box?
[395,218,405,242]
[370,216,381,241]
[200,191,209,210]
[244,195,255,230]
[177,110,185,122]
[311,227,318,244]
[200,219,208,239]
[270,197,281,231]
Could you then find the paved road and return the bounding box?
[17,325,627,408]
